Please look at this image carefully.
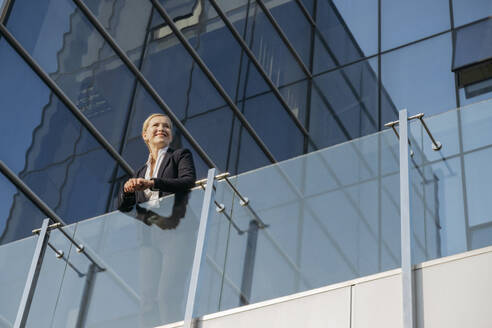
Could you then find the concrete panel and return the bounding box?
[416,250,492,328]
[200,287,351,328]
[352,273,402,328]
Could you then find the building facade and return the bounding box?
[0,0,492,327]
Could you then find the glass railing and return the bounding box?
[195,126,401,315]
[408,98,492,263]
[1,98,492,327]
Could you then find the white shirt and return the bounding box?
[143,146,168,201]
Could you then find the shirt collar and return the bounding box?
[146,146,169,166]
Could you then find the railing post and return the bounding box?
[183,168,217,328]
[14,218,50,328]
[399,109,415,328]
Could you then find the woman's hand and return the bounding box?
[123,178,154,192]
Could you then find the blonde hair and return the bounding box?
[142,113,172,151]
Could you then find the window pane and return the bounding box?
[381,33,456,117]
[453,18,492,70]
[452,0,492,27]
[314,0,372,72]
[6,0,137,149]
[310,58,379,148]
[267,0,313,68]
[215,0,306,86]
[0,39,119,226]
[83,0,152,62]
[331,0,378,57]
[381,0,450,51]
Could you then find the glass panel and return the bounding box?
[0,39,120,228]
[215,127,400,311]
[0,173,50,245]
[215,0,306,87]
[408,98,492,263]
[0,224,74,327]
[453,18,492,70]
[381,33,456,117]
[314,0,372,73]
[82,0,152,61]
[266,0,313,68]
[0,236,37,326]
[25,227,75,328]
[50,188,206,327]
[6,0,137,149]
[381,0,450,51]
[331,0,378,58]
[194,179,234,317]
[310,58,379,148]
[452,0,492,27]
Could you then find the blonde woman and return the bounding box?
[118,113,196,216]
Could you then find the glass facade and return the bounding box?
[0,0,490,247]
[0,1,492,324]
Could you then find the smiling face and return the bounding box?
[142,115,173,150]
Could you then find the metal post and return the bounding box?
[14,218,50,328]
[399,109,415,328]
[183,168,217,328]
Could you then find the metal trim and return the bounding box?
[14,218,50,328]
[72,0,217,169]
[150,0,277,164]
[399,109,415,328]
[183,168,217,328]
[0,24,135,176]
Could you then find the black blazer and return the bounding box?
[118,147,196,212]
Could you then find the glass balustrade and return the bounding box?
[408,98,492,263]
[1,98,492,327]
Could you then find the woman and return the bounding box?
[118,113,196,220]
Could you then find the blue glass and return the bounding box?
[50,189,207,327]
[381,0,450,51]
[0,173,49,245]
[459,80,492,106]
[6,0,137,149]
[216,0,306,87]
[0,236,37,326]
[0,40,119,229]
[268,0,312,68]
[381,33,456,117]
[331,0,378,57]
[243,92,305,162]
[310,58,379,148]
[407,99,492,263]
[452,0,492,27]
[83,0,152,62]
[453,18,492,69]
[314,0,370,72]
[215,127,400,310]
[25,227,75,328]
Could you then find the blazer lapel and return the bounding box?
[157,148,173,178]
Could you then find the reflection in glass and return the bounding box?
[331,0,378,57]
[381,0,450,51]
[407,99,492,263]
[51,189,205,327]
[6,0,137,149]
[381,33,456,117]
[310,58,380,149]
[0,236,37,326]
[216,128,400,310]
[0,39,119,233]
[452,0,492,27]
